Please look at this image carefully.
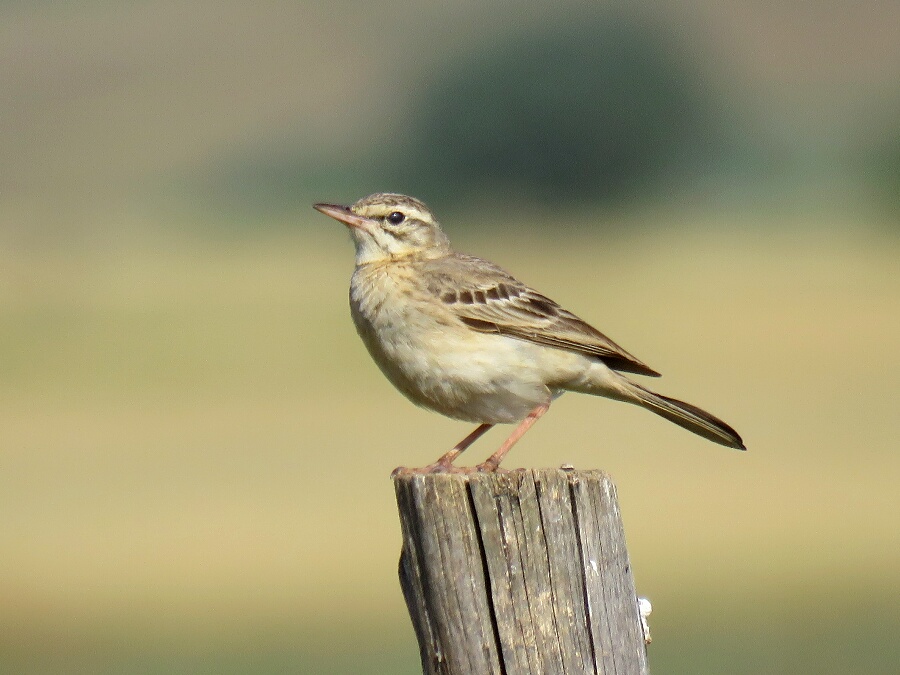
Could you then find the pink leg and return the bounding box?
[425,423,494,472]
[477,402,551,472]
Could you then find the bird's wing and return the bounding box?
[422,254,661,377]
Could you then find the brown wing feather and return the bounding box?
[422,254,661,377]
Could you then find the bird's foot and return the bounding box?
[391,460,472,477]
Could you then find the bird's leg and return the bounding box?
[476,402,550,472]
[423,423,493,473]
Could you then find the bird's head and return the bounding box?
[314,193,451,264]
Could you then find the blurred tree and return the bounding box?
[389,13,725,209]
[203,10,733,223]
[872,124,900,217]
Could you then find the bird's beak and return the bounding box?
[313,203,373,232]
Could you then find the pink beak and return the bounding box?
[313,203,372,231]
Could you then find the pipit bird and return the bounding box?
[315,193,744,471]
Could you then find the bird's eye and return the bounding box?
[387,211,405,225]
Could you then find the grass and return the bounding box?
[0,210,898,673]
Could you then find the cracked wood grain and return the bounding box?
[394,469,650,675]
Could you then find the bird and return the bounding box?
[314,193,744,472]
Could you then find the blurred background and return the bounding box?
[1,1,898,673]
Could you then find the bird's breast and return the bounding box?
[347,263,560,423]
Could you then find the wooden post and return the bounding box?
[393,468,650,675]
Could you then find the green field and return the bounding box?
[1,210,897,673]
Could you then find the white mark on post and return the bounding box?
[638,597,653,644]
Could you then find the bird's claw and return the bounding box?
[391,461,472,476]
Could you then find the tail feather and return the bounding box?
[626,381,745,450]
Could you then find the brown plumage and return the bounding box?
[418,253,661,377]
[314,193,744,471]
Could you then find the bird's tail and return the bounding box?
[621,379,745,450]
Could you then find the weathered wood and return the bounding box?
[394,468,650,675]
